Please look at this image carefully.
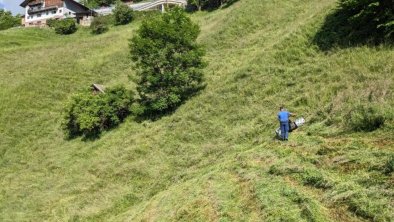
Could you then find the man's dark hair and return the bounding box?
[280,106,284,111]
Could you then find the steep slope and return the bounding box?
[0,0,393,221]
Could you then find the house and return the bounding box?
[95,0,187,16]
[20,0,96,27]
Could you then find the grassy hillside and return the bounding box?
[1,0,393,221]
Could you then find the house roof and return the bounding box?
[20,0,42,7]
[20,0,92,11]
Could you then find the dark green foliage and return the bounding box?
[338,0,393,40]
[0,9,20,31]
[113,2,134,25]
[63,86,134,138]
[314,0,394,49]
[187,0,238,10]
[51,18,78,35]
[90,16,109,34]
[345,105,385,132]
[46,18,56,28]
[81,0,144,8]
[130,8,206,116]
[80,0,116,8]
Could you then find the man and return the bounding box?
[277,106,295,141]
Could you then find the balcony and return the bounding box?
[28,6,58,14]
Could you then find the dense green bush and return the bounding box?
[187,0,237,10]
[314,0,393,49]
[51,18,78,35]
[90,16,109,34]
[46,18,56,28]
[0,9,20,31]
[80,0,116,8]
[113,2,134,25]
[130,8,206,116]
[63,86,134,138]
[345,105,385,132]
[338,0,393,41]
[80,0,144,8]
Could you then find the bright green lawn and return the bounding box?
[0,0,393,221]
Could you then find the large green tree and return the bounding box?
[130,8,206,115]
[0,9,20,31]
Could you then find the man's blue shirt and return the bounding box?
[278,111,290,123]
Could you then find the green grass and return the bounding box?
[0,0,393,221]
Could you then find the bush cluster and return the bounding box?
[80,0,144,8]
[0,9,20,31]
[48,18,78,35]
[63,8,206,138]
[90,16,109,34]
[113,2,134,25]
[187,0,236,11]
[63,86,134,138]
[346,105,385,132]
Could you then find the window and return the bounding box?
[59,9,62,13]
[37,13,41,17]
[46,12,49,15]
[52,10,56,14]
[69,12,71,15]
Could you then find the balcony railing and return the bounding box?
[28,6,58,14]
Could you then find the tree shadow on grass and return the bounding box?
[222,0,240,9]
[186,0,240,12]
[312,8,392,51]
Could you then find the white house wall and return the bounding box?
[25,6,65,23]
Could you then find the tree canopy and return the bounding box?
[130,8,206,116]
[0,9,20,31]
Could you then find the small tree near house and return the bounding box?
[113,1,134,25]
[130,8,206,116]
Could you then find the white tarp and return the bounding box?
[275,117,305,137]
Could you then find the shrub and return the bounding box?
[51,18,78,35]
[345,105,385,132]
[0,9,20,30]
[46,18,56,28]
[187,0,236,11]
[90,16,109,34]
[338,0,393,42]
[130,8,206,116]
[113,2,134,25]
[63,86,134,138]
